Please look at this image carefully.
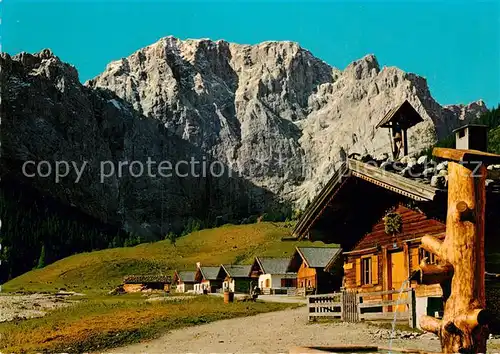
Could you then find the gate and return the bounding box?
[341,289,359,322]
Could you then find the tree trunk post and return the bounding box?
[417,148,500,353]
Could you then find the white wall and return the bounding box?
[258,274,295,289]
[223,279,235,292]
[259,274,272,289]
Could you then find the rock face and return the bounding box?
[88,37,487,205]
[2,37,489,235]
[1,49,275,237]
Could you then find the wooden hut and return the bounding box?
[123,275,171,293]
[218,264,253,293]
[286,247,343,295]
[291,156,500,325]
[250,257,297,294]
[194,264,222,294]
[173,270,197,293]
[291,100,500,328]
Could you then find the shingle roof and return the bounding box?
[375,99,423,129]
[176,270,196,283]
[257,257,294,275]
[222,264,252,278]
[200,266,220,280]
[297,247,342,268]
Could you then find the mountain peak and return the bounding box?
[344,53,380,79]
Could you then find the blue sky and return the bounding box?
[2,0,499,107]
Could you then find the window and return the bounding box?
[362,257,372,285]
[419,248,438,265]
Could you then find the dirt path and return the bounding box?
[110,306,444,353]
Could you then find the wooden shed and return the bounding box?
[173,270,197,293]
[194,265,222,294]
[123,275,172,293]
[250,257,297,294]
[286,247,343,295]
[218,264,253,293]
[291,156,500,324]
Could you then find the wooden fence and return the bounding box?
[357,288,416,327]
[307,293,342,321]
[307,288,416,327]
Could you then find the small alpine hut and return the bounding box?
[173,270,197,293]
[249,257,297,294]
[218,264,253,293]
[123,275,172,293]
[193,263,222,294]
[291,100,500,329]
[286,247,343,295]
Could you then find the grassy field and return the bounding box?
[0,293,299,353]
[4,222,336,293]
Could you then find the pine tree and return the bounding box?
[37,245,46,269]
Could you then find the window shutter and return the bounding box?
[355,258,361,286]
[372,255,379,285]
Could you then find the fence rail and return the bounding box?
[307,288,416,327]
[307,293,342,321]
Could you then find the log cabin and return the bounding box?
[122,275,171,293]
[249,257,297,294]
[291,101,500,329]
[193,263,222,294]
[286,247,343,295]
[173,270,197,293]
[218,264,253,293]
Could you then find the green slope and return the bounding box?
[3,222,336,293]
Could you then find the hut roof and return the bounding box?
[292,158,440,244]
[221,264,252,278]
[199,266,221,281]
[375,100,424,129]
[255,257,295,275]
[123,275,171,284]
[174,270,196,283]
[291,154,500,249]
[297,247,342,268]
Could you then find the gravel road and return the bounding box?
[0,293,81,322]
[110,306,443,353]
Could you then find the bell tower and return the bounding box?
[376,100,424,159]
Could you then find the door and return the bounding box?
[390,251,407,312]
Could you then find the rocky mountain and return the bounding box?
[2,37,488,236]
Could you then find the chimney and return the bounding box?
[453,124,488,151]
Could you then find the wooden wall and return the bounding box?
[344,253,383,295]
[297,261,317,288]
[352,205,446,251]
[345,244,443,299]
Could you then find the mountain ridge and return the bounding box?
[2,37,489,237]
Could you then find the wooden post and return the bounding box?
[417,148,500,353]
[402,128,408,157]
[408,288,417,328]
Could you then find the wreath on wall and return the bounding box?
[383,212,403,235]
